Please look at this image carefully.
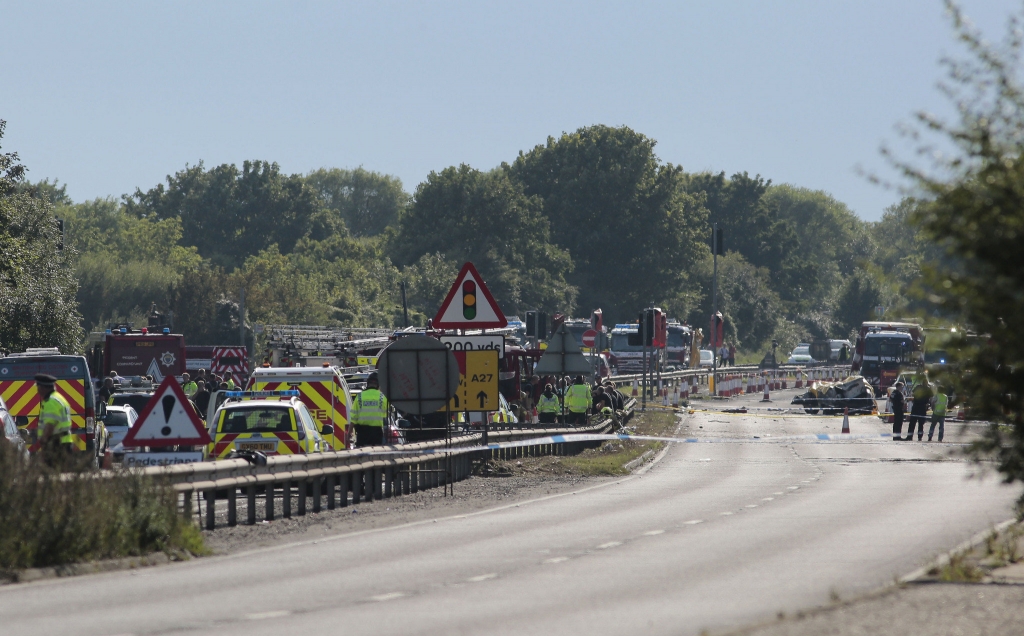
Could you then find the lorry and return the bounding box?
[186,345,250,387]
[666,321,693,369]
[102,327,187,383]
[851,321,924,392]
[609,323,665,374]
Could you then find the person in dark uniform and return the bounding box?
[907,379,932,441]
[890,382,906,441]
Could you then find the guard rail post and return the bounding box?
[227,487,237,527]
[326,474,336,510]
[298,479,307,516]
[265,485,275,521]
[204,490,216,530]
[351,469,362,504]
[182,491,193,520]
[364,469,374,502]
[282,481,292,518]
[384,464,394,498]
[411,461,420,493]
[246,485,257,525]
[373,465,384,500]
[313,477,322,513]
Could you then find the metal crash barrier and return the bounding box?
[142,419,614,531]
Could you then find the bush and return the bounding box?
[0,444,205,572]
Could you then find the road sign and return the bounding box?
[439,335,504,358]
[122,452,204,468]
[377,335,460,415]
[121,375,211,447]
[581,329,597,348]
[432,262,507,329]
[445,349,499,412]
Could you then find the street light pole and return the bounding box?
[712,223,718,396]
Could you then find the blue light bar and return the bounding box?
[223,390,300,398]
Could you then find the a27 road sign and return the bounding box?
[445,349,499,412]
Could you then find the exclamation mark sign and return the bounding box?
[161,396,175,436]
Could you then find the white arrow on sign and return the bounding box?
[121,375,211,447]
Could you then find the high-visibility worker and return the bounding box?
[182,373,198,397]
[564,375,591,426]
[352,373,388,447]
[536,384,560,425]
[36,373,73,466]
[225,377,236,390]
[929,389,948,442]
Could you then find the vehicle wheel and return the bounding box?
[804,409,819,415]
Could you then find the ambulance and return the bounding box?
[0,349,98,455]
[244,366,353,450]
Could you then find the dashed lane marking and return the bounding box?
[683,520,704,525]
[644,529,666,535]
[762,497,774,501]
[370,592,406,602]
[745,504,759,508]
[597,541,622,549]
[544,557,569,564]
[468,573,497,582]
[245,611,291,620]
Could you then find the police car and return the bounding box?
[206,391,329,459]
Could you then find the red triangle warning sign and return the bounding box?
[121,375,212,448]
[432,262,507,329]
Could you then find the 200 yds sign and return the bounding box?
[439,335,504,359]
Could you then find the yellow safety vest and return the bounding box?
[537,393,560,413]
[183,381,198,396]
[353,389,387,427]
[40,392,73,445]
[565,384,590,413]
[934,393,948,416]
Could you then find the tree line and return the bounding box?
[1,122,936,356]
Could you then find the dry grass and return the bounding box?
[0,444,206,575]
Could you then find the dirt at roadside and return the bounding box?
[200,410,680,556]
[200,469,612,556]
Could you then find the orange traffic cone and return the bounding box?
[842,408,850,434]
[760,375,771,402]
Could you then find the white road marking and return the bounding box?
[370,592,406,602]
[597,541,622,549]
[544,557,569,564]
[468,573,497,582]
[683,520,704,525]
[720,511,734,516]
[245,611,291,620]
[644,529,666,535]
[763,497,774,501]
[788,486,800,490]
[773,491,784,495]
[745,504,759,508]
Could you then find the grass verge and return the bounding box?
[486,409,679,478]
[0,443,206,577]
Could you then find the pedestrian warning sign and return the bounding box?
[121,375,212,447]
[432,262,507,329]
[445,349,499,412]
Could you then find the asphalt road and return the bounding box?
[2,389,1017,636]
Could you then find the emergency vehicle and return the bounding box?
[0,349,98,454]
[205,391,328,459]
[851,321,924,391]
[666,321,693,368]
[245,366,353,450]
[608,324,665,374]
[100,327,187,382]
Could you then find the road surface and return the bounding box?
[1,389,1016,635]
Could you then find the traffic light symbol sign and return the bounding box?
[463,281,477,319]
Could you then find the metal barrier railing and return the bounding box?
[150,419,616,531]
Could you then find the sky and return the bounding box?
[1,0,1019,221]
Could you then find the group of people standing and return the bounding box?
[717,344,736,367]
[520,374,627,426]
[890,377,949,442]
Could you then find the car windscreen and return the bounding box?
[219,407,294,433]
[111,394,154,413]
[102,411,131,427]
[611,333,642,352]
[864,336,912,358]
[667,330,688,347]
[793,346,810,356]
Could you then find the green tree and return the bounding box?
[305,167,409,236]
[401,252,460,320]
[0,122,82,353]
[393,164,577,315]
[126,160,334,270]
[508,125,708,323]
[715,253,783,350]
[891,2,1024,499]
